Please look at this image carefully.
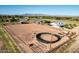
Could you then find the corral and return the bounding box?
[4,24,77,53]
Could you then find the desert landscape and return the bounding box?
[1,21,78,53]
[0,5,79,53]
[0,15,79,53]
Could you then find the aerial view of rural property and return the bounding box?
[0,5,79,53]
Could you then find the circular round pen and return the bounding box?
[36,32,62,44]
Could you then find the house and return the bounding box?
[49,21,64,28]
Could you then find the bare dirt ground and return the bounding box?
[63,27,79,53]
[4,24,72,53]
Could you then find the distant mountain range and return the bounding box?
[21,14,50,16]
[0,13,79,17]
[0,13,50,16]
[21,14,79,17]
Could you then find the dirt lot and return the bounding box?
[64,26,79,53]
[4,24,72,53]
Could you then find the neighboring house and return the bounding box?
[20,18,28,24]
[49,21,64,28]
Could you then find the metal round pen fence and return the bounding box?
[36,32,62,44]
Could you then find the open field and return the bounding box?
[4,24,77,53]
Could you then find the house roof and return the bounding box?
[50,21,64,27]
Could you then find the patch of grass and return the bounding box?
[64,24,77,29]
[0,25,20,53]
[42,19,79,25]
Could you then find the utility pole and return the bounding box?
[50,34,52,51]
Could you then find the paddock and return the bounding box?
[4,24,71,53]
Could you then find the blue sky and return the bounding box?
[0,5,79,16]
